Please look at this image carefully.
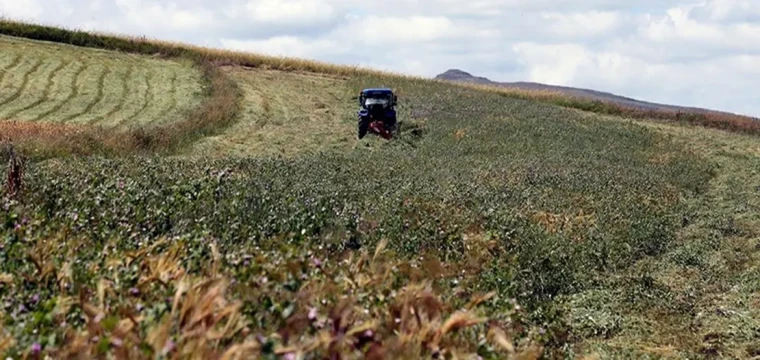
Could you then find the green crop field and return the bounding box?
[0,35,204,127]
[1,20,760,359]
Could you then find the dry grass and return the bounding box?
[0,120,114,158]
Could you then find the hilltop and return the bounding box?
[436,68,753,118]
[1,19,760,359]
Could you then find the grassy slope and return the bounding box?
[0,36,204,128]
[1,20,759,359]
[187,67,358,158]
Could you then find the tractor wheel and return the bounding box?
[358,117,369,139]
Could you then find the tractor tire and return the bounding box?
[358,117,369,139]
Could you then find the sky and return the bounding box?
[1,0,759,117]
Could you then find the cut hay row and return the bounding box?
[121,74,153,125]
[87,64,133,125]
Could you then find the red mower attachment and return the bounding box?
[368,120,393,140]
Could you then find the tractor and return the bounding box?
[357,88,398,140]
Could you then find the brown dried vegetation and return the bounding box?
[8,235,543,359]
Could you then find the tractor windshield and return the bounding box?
[364,96,390,106]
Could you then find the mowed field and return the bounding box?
[0,35,204,127]
[187,67,358,158]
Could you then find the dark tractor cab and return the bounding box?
[357,88,398,139]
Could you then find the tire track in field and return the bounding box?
[0,54,22,86]
[0,57,44,107]
[89,64,133,125]
[62,64,110,123]
[34,61,86,121]
[6,59,69,119]
[153,71,179,123]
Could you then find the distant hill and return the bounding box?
[434,69,742,117]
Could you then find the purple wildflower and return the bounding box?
[31,343,41,354]
[312,257,322,268]
[111,337,124,347]
[308,307,318,321]
[129,287,140,296]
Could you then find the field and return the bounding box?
[187,68,357,158]
[0,35,204,128]
[2,20,760,359]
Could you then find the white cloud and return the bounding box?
[221,36,342,59]
[243,0,335,23]
[1,0,759,116]
[689,0,760,23]
[540,11,624,38]
[0,0,44,19]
